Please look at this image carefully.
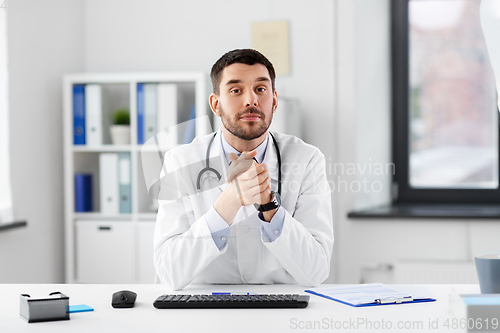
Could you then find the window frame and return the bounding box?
[0,5,14,223]
[391,0,500,204]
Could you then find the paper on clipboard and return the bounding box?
[305,283,432,306]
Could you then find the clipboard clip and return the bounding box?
[376,296,414,304]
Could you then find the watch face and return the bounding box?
[273,192,281,207]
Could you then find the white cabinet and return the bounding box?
[76,221,135,283]
[63,72,210,283]
[137,222,156,284]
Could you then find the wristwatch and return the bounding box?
[255,191,281,212]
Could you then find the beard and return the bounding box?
[219,105,272,141]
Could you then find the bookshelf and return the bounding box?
[63,72,210,283]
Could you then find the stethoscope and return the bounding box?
[196,132,282,196]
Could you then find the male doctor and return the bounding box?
[154,49,333,290]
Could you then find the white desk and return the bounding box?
[1,284,483,332]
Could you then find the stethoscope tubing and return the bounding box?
[197,132,282,195]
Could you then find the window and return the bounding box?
[392,0,500,203]
[0,6,13,222]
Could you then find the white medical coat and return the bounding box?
[154,131,333,290]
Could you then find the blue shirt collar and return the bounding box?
[220,131,269,165]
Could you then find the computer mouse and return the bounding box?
[112,290,137,308]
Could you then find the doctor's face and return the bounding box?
[214,63,277,141]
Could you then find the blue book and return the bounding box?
[73,84,86,145]
[118,153,132,214]
[137,83,144,144]
[182,104,196,144]
[68,305,94,313]
[74,174,92,212]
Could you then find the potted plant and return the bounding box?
[110,108,130,145]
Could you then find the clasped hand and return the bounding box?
[213,150,273,225]
[225,150,272,206]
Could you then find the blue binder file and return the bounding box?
[74,173,92,212]
[137,83,144,144]
[73,84,86,145]
[182,104,196,144]
[118,153,132,214]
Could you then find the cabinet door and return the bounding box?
[76,221,134,283]
[137,222,156,283]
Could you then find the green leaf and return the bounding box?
[112,108,130,125]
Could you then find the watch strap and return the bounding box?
[254,191,280,212]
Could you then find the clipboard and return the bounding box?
[305,283,436,307]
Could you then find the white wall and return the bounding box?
[83,0,335,156]
[8,0,495,286]
[0,0,336,283]
[335,0,500,284]
[0,0,84,283]
[83,0,337,282]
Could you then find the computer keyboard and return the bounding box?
[153,294,310,309]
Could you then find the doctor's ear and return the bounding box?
[209,93,221,117]
[272,91,278,113]
[272,100,278,113]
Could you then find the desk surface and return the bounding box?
[1,283,482,332]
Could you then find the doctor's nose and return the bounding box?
[244,92,258,108]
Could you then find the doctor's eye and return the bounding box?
[256,87,266,93]
[230,88,241,94]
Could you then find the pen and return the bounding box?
[212,292,257,295]
[376,297,413,304]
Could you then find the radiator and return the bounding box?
[393,260,478,284]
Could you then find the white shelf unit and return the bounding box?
[63,72,209,283]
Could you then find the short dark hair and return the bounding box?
[210,49,276,94]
